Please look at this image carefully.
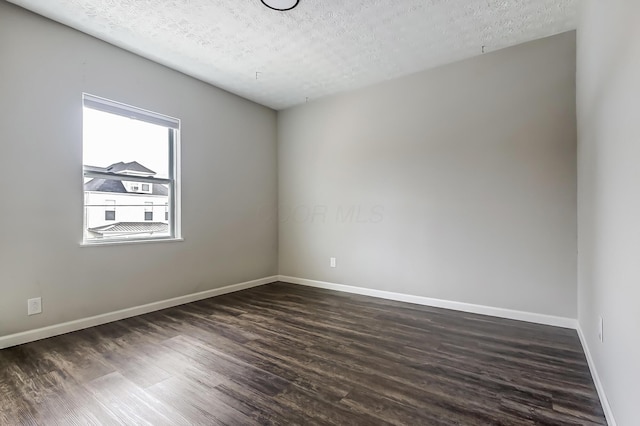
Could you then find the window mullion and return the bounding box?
[168,128,176,238]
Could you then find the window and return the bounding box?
[144,202,153,221]
[82,94,180,243]
[105,200,116,221]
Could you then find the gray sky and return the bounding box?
[83,107,169,178]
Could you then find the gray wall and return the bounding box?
[279,32,578,318]
[0,2,278,337]
[577,2,640,424]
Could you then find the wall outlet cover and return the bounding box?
[28,297,42,316]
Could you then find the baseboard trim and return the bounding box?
[279,275,577,329]
[576,325,616,426]
[0,275,278,350]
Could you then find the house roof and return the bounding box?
[106,161,156,175]
[84,178,169,196]
[84,178,126,193]
[84,165,108,173]
[84,161,167,194]
[88,222,168,235]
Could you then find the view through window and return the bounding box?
[82,94,180,243]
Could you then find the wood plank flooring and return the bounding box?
[0,282,606,425]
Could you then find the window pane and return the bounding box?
[85,192,170,240]
[144,202,153,221]
[105,199,116,221]
[82,95,177,243]
[83,107,170,179]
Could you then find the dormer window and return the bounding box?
[123,181,152,194]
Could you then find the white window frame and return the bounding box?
[82,93,182,245]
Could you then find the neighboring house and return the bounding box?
[84,161,170,239]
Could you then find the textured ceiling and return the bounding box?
[8,0,578,110]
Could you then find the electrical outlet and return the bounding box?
[598,316,604,343]
[28,297,42,316]
[330,257,337,268]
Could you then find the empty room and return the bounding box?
[0,0,637,424]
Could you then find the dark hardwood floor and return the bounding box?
[0,282,605,425]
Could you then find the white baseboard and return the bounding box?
[577,325,616,426]
[0,276,278,350]
[279,275,578,329]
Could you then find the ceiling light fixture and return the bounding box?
[261,0,299,11]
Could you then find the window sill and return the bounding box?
[80,237,184,247]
